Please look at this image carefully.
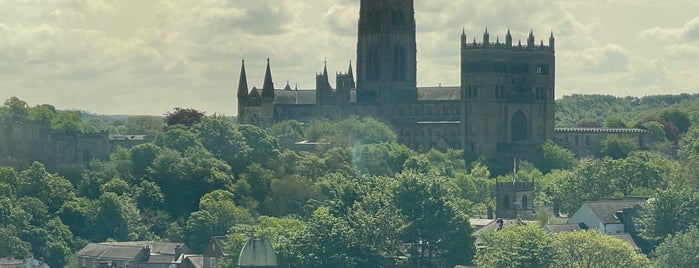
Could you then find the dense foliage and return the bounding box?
[2,95,699,267]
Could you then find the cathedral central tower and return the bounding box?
[356,0,417,105]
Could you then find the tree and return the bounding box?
[293,207,355,267]
[185,190,253,253]
[475,224,554,268]
[153,126,203,153]
[352,142,416,177]
[93,192,146,241]
[27,104,57,124]
[637,190,699,243]
[0,226,30,258]
[535,140,577,173]
[604,115,627,128]
[600,135,639,159]
[655,227,699,268]
[661,108,691,134]
[50,111,85,133]
[16,162,75,214]
[0,97,29,123]
[393,171,476,267]
[551,230,651,268]
[195,116,251,174]
[164,107,205,127]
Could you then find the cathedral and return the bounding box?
[237,0,556,158]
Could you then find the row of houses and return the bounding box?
[472,197,650,252]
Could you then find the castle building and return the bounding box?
[237,0,556,157]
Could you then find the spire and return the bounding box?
[483,27,489,45]
[549,31,555,50]
[262,58,274,102]
[237,59,249,99]
[461,29,467,49]
[506,28,513,47]
[527,29,535,48]
[348,60,355,89]
[323,60,328,78]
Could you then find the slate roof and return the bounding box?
[101,241,186,255]
[77,243,144,260]
[182,255,203,268]
[609,233,640,251]
[586,199,644,224]
[542,223,586,233]
[417,86,460,101]
[275,90,316,104]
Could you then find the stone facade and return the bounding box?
[237,0,556,157]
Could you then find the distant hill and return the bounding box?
[555,93,699,128]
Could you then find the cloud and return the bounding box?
[638,16,699,42]
[563,44,630,74]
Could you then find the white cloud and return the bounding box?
[638,16,699,42]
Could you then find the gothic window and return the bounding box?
[503,195,511,210]
[536,64,549,75]
[393,45,406,81]
[522,195,528,209]
[511,111,528,142]
[367,47,379,81]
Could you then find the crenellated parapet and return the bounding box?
[461,29,554,51]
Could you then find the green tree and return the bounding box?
[551,230,651,268]
[661,108,691,134]
[195,116,251,174]
[475,224,554,268]
[535,140,577,173]
[0,226,30,258]
[655,227,699,268]
[352,142,416,177]
[637,190,699,243]
[298,206,355,267]
[603,115,628,128]
[0,97,29,123]
[93,192,146,241]
[185,190,253,253]
[50,111,85,132]
[153,126,203,153]
[27,104,57,124]
[393,171,476,267]
[16,162,75,214]
[269,119,306,142]
[600,135,639,159]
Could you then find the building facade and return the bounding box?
[237,0,556,157]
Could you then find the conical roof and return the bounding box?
[237,236,277,268]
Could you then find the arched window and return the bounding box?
[511,111,528,142]
[522,195,528,209]
[503,195,511,210]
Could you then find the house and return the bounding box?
[567,198,645,234]
[0,258,49,268]
[76,241,192,268]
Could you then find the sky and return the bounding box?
[1,0,698,116]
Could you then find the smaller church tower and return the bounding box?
[495,160,535,219]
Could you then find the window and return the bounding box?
[393,45,406,81]
[522,195,528,209]
[210,257,216,268]
[123,261,129,268]
[82,259,87,267]
[511,111,528,142]
[92,260,96,268]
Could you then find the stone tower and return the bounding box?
[356,0,417,105]
[496,181,535,219]
[460,29,555,158]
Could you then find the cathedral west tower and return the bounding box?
[356,0,417,105]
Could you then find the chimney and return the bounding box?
[141,246,151,262]
[175,245,183,259]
